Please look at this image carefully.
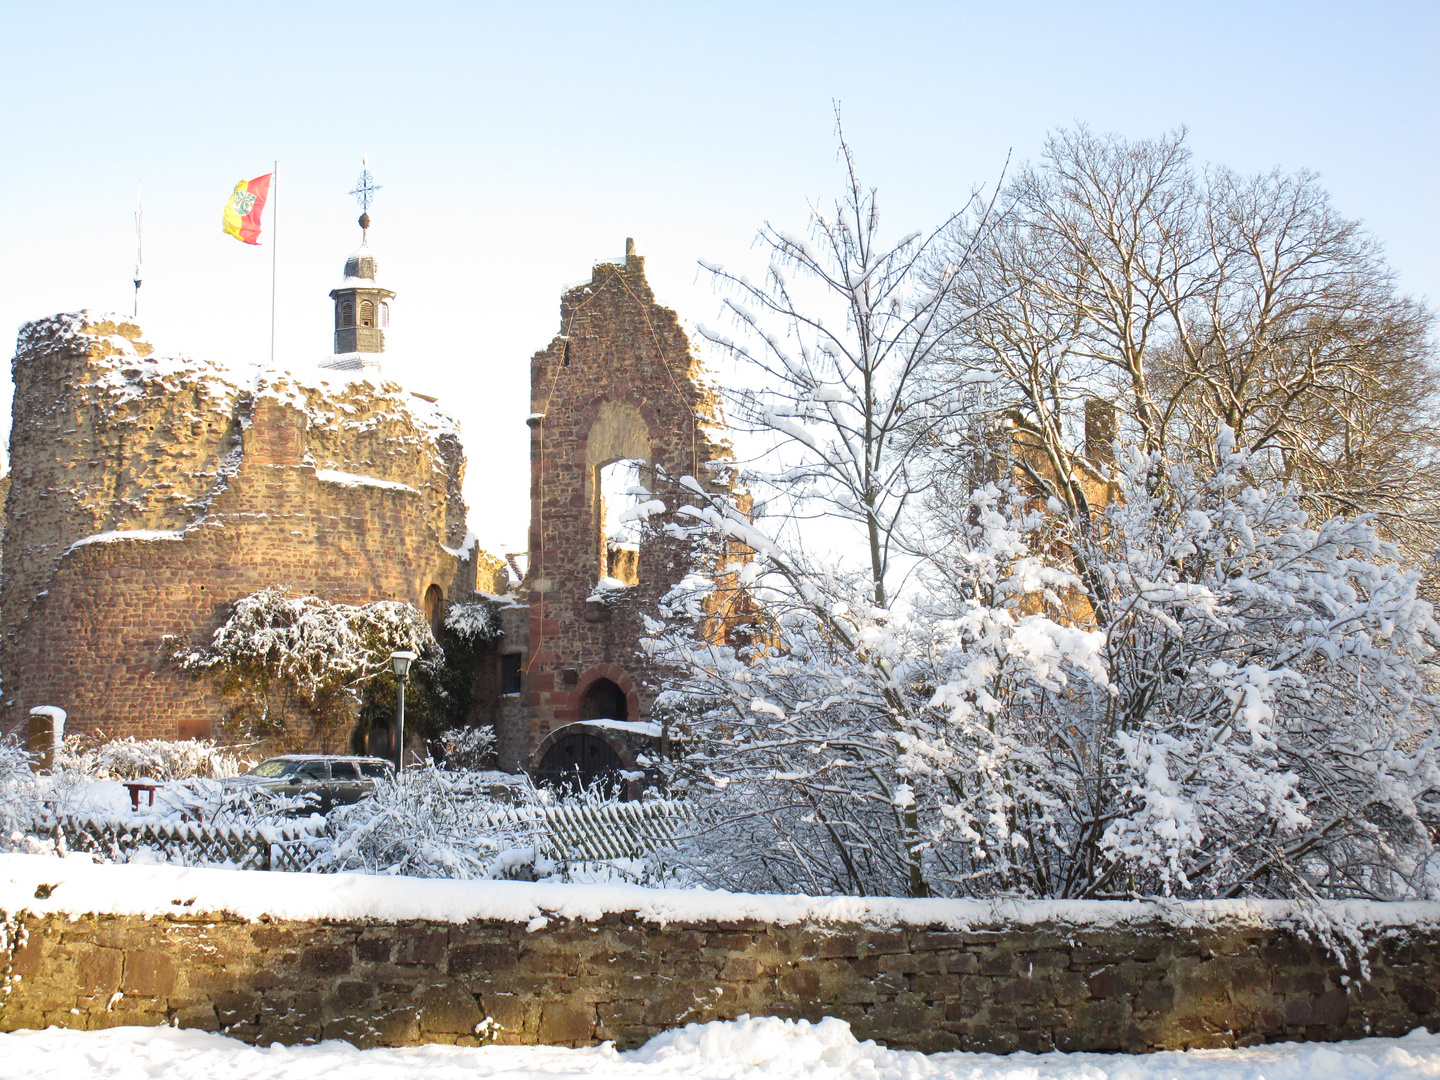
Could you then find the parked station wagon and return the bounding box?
[224,754,394,813]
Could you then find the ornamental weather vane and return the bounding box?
[348,156,381,239]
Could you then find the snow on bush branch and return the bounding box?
[178,587,441,745]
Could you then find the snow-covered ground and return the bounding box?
[2,1018,1438,1080]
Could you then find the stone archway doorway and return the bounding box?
[578,677,627,723]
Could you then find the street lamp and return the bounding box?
[390,650,418,772]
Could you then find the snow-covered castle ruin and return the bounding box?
[1,224,730,780]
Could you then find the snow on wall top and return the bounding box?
[10,311,468,550]
[3,854,1438,932]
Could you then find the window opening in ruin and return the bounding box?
[500,653,523,695]
[579,677,628,723]
[423,584,444,634]
[360,300,375,327]
[339,301,354,328]
[599,459,646,586]
[537,731,625,798]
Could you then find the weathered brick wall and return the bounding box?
[493,603,531,772]
[524,245,729,756]
[0,909,1435,1053]
[1,312,497,744]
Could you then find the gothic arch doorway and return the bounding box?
[579,677,627,723]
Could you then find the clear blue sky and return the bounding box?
[3,1,1436,554]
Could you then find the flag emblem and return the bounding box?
[222,173,272,245]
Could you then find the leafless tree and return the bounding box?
[697,112,1000,607]
[930,126,1440,573]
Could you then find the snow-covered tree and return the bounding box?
[696,113,999,609]
[648,124,1440,901]
[654,433,1440,900]
[179,588,441,749]
[655,120,1005,897]
[931,126,1440,574]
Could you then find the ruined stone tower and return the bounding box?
[520,240,730,769]
[0,311,489,745]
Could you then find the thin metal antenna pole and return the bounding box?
[270,160,278,367]
[133,181,143,318]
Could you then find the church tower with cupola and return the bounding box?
[323,163,394,373]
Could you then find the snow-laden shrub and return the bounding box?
[178,587,441,747]
[55,736,251,781]
[443,600,501,643]
[0,738,38,850]
[650,432,1440,901]
[312,767,670,883]
[437,726,497,771]
[314,764,551,879]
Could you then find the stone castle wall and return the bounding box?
[1,906,1436,1054]
[1,313,499,744]
[523,246,729,755]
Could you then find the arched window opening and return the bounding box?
[359,300,375,327]
[598,459,646,586]
[579,677,628,723]
[423,584,444,634]
[537,731,625,798]
[380,302,390,327]
[339,301,354,329]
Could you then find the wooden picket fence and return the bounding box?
[479,798,695,862]
[25,798,694,873]
[36,815,331,872]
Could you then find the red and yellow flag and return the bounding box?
[222,173,272,245]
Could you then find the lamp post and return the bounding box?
[390,650,417,772]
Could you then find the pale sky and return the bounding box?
[3,1,1436,556]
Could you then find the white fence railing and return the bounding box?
[22,798,694,873]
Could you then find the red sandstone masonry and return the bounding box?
[0,910,1436,1053]
[1,314,491,744]
[523,248,730,758]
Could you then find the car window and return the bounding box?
[294,761,328,781]
[250,760,294,778]
[358,761,392,779]
[330,761,360,781]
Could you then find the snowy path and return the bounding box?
[2,1018,1438,1080]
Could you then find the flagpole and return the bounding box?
[270,160,278,367]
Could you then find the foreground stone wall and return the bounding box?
[1,908,1436,1054]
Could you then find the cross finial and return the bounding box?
[348,156,382,212]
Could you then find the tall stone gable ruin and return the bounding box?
[0,239,729,776]
[518,242,730,771]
